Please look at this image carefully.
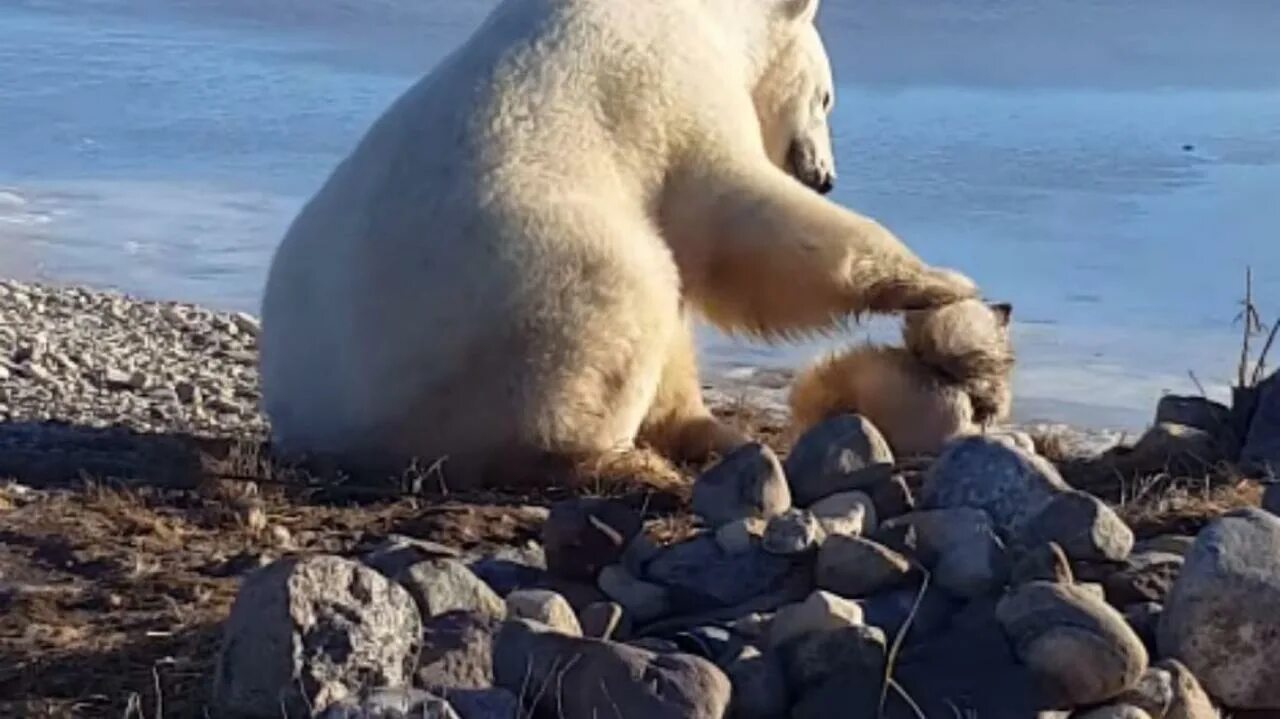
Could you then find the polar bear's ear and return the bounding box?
[777,0,820,24]
[989,302,1013,327]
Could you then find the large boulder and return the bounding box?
[997,581,1148,706]
[213,556,422,718]
[1241,370,1280,475]
[492,620,731,719]
[922,435,1068,536]
[645,536,794,610]
[1159,508,1280,708]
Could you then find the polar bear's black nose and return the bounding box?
[817,175,834,195]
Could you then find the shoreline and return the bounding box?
[0,277,1131,461]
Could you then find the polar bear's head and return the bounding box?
[754,0,836,194]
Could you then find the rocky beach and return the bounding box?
[2,278,1279,718]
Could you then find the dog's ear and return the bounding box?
[989,302,1013,327]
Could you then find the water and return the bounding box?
[3,0,1279,430]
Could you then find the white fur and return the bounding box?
[259,0,975,480]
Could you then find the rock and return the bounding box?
[416,612,499,691]
[465,555,546,598]
[1104,551,1184,606]
[1156,395,1232,436]
[1073,706,1152,719]
[437,688,520,719]
[868,475,914,521]
[1158,508,1280,708]
[1017,490,1134,563]
[320,689,460,718]
[861,585,957,641]
[397,559,506,621]
[1122,602,1162,655]
[692,442,791,527]
[816,535,914,598]
[1011,542,1074,585]
[362,535,462,577]
[1241,371,1280,475]
[997,581,1148,706]
[598,564,672,623]
[543,498,642,582]
[646,536,794,609]
[784,414,895,506]
[922,435,1069,535]
[99,366,147,390]
[800,599,1054,719]
[779,623,886,695]
[505,589,581,636]
[883,508,1009,598]
[213,556,422,717]
[762,508,824,555]
[724,647,789,719]
[807,490,876,538]
[715,517,765,554]
[767,590,864,648]
[1121,423,1226,477]
[621,532,662,576]
[1133,534,1196,558]
[667,625,745,665]
[493,620,732,719]
[579,601,626,640]
[1263,483,1280,517]
[1116,659,1216,719]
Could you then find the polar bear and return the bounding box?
[259,0,978,485]
[789,300,1014,455]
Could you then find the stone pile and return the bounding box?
[213,412,1280,718]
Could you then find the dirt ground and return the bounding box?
[0,406,1261,718]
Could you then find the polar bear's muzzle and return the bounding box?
[786,138,835,195]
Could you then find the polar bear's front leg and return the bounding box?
[666,163,977,337]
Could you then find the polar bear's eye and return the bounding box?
[822,92,832,112]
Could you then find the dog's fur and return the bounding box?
[789,300,1014,455]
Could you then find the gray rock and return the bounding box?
[1104,551,1184,606]
[1011,542,1074,585]
[579,601,626,640]
[808,490,876,538]
[320,689,459,719]
[362,535,462,577]
[1073,706,1152,719]
[868,474,914,522]
[1158,508,1280,708]
[762,508,824,555]
[1122,602,1162,655]
[213,556,422,718]
[1263,483,1280,517]
[666,625,745,666]
[715,517,765,555]
[784,414,895,506]
[416,612,499,691]
[1133,534,1196,558]
[621,532,662,576]
[397,559,506,621]
[692,442,791,527]
[1017,490,1134,563]
[998,581,1148,706]
[435,688,520,719]
[922,435,1069,536]
[543,498,642,581]
[1156,395,1232,436]
[815,536,914,598]
[598,564,672,623]
[724,647,789,719]
[1241,370,1280,475]
[861,585,957,641]
[505,589,581,636]
[767,590,864,648]
[646,536,794,609]
[779,623,886,695]
[883,508,1009,597]
[493,620,731,719]
[1120,423,1226,477]
[1116,659,1216,719]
